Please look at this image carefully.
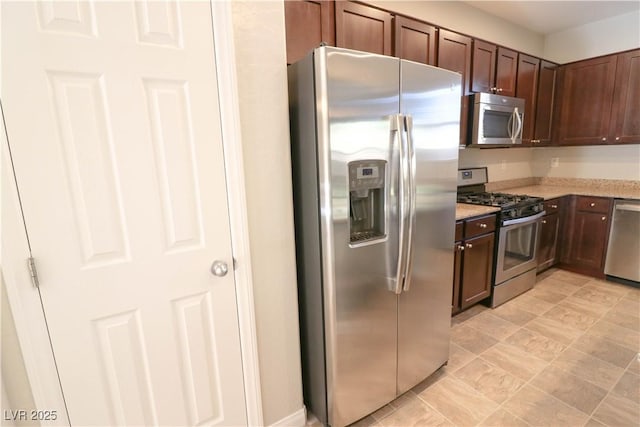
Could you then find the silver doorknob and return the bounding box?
[211,260,229,277]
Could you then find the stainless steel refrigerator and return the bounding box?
[288,47,461,427]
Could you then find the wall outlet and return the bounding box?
[551,157,560,168]
[500,159,507,170]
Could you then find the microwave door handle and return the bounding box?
[513,108,523,141]
[507,112,514,139]
[402,115,416,292]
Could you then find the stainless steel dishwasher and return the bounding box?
[605,199,640,283]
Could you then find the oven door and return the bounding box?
[495,212,545,284]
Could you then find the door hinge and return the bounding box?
[27,256,40,288]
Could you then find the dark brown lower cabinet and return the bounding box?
[452,240,462,314]
[452,215,495,314]
[537,213,560,271]
[537,197,565,272]
[560,196,612,278]
[460,233,495,309]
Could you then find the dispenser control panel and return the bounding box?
[349,160,385,193]
[357,165,379,179]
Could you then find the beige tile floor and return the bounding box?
[308,269,640,427]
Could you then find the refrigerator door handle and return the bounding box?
[392,113,408,294]
[402,115,416,292]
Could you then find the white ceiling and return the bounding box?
[462,1,640,35]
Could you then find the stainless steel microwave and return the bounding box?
[469,93,525,146]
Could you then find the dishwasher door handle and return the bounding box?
[616,204,640,212]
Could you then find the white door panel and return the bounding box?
[2,1,246,425]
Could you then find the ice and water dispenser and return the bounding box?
[348,160,386,244]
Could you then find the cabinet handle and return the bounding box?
[590,202,596,207]
[542,219,547,224]
[550,204,558,209]
[478,223,487,229]
[602,216,606,221]
[457,245,465,251]
[497,88,503,92]
[601,137,607,142]
[466,243,473,249]
[615,137,620,141]
[490,87,497,92]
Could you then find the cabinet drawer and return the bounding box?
[465,215,496,239]
[575,196,611,213]
[455,221,463,242]
[543,198,563,214]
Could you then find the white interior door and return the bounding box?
[1,1,247,425]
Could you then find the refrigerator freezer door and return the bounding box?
[322,48,401,427]
[397,60,461,394]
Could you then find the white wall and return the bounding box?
[533,145,640,181]
[230,2,304,425]
[458,148,534,182]
[544,10,640,64]
[366,0,545,56]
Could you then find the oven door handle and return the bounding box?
[502,211,546,227]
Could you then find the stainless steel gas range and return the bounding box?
[457,168,545,307]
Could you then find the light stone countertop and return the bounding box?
[494,184,640,201]
[455,178,640,220]
[455,203,500,221]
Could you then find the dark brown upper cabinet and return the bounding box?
[610,49,640,144]
[471,41,518,96]
[284,0,335,65]
[437,29,472,145]
[532,60,558,146]
[555,55,618,145]
[515,54,540,145]
[471,40,495,94]
[393,16,437,65]
[335,1,392,56]
[437,29,472,95]
[495,47,518,96]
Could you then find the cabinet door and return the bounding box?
[438,29,472,95]
[556,55,617,145]
[437,29,472,145]
[568,210,611,273]
[610,49,640,144]
[495,47,518,96]
[537,213,559,272]
[394,16,437,65]
[471,40,496,93]
[285,0,335,64]
[452,243,462,314]
[516,54,540,145]
[335,1,392,55]
[533,60,558,145]
[461,233,494,309]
